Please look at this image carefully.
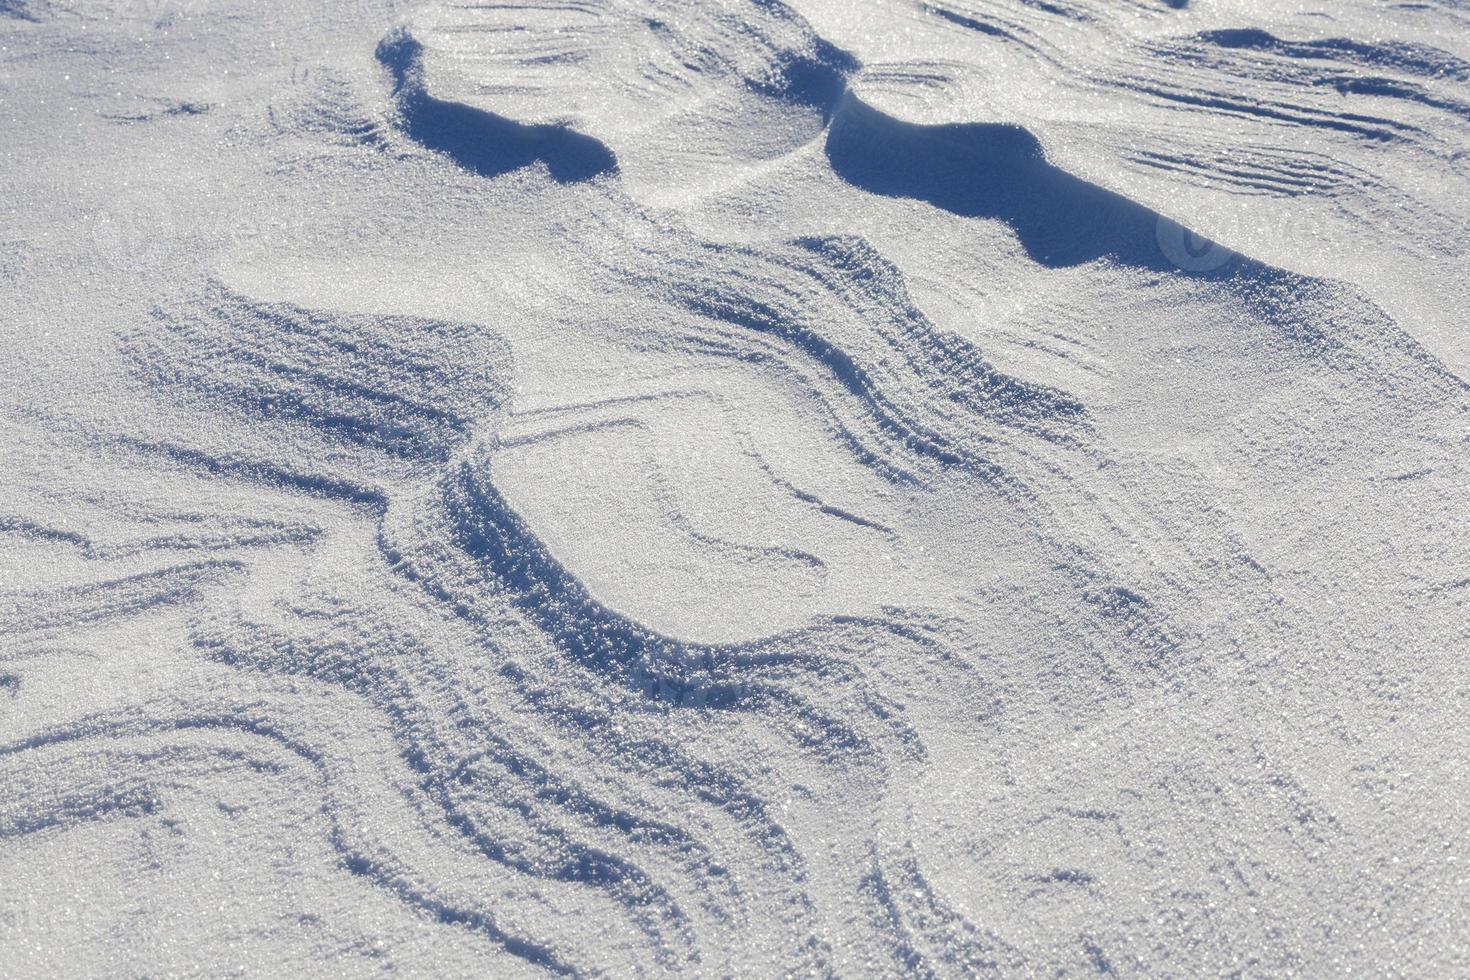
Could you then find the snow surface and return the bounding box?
[2,0,1468,975]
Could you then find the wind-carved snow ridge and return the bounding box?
[375,0,856,190]
[376,28,619,183]
[94,274,983,972]
[618,230,1088,488]
[827,91,1225,272]
[826,79,1468,394]
[128,282,512,467]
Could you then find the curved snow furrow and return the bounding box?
[848,0,1468,335]
[641,461,831,575]
[0,781,161,839]
[1126,144,1376,199]
[412,0,853,114]
[0,711,590,975]
[1116,32,1466,139]
[859,846,1024,976]
[378,657,832,970]
[425,771,702,970]
[128,283,511,466]
[440,746,731,888]
[188,559,757,967]
[499,675,837,968]
[1044,24,1470,174]
[0,560,246,636]
[402,468,940,812]
[191,596,745,972]
[1315,75,1470,123]
[742,442,897,535]
[0,511,321,560]
[790,235,1084,433]
[202,610,717,965]
[919,0,1080,69]
[116,272,955,968]
[375,463,967,967]
[620,232,1086,490]
[1118,76,1416,143]
[918,0,1216,73]
[437,460,893,758]
[112,435,391,509]
[496,400,835,578]
[112,284,762,967]
[1194,28,1470,84]
[0,735,306,843]
[590,324,932,488]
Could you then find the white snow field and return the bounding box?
[2,0,1468,974]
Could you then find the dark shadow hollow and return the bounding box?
[376,29,617,183]
[824,93,1240,273]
